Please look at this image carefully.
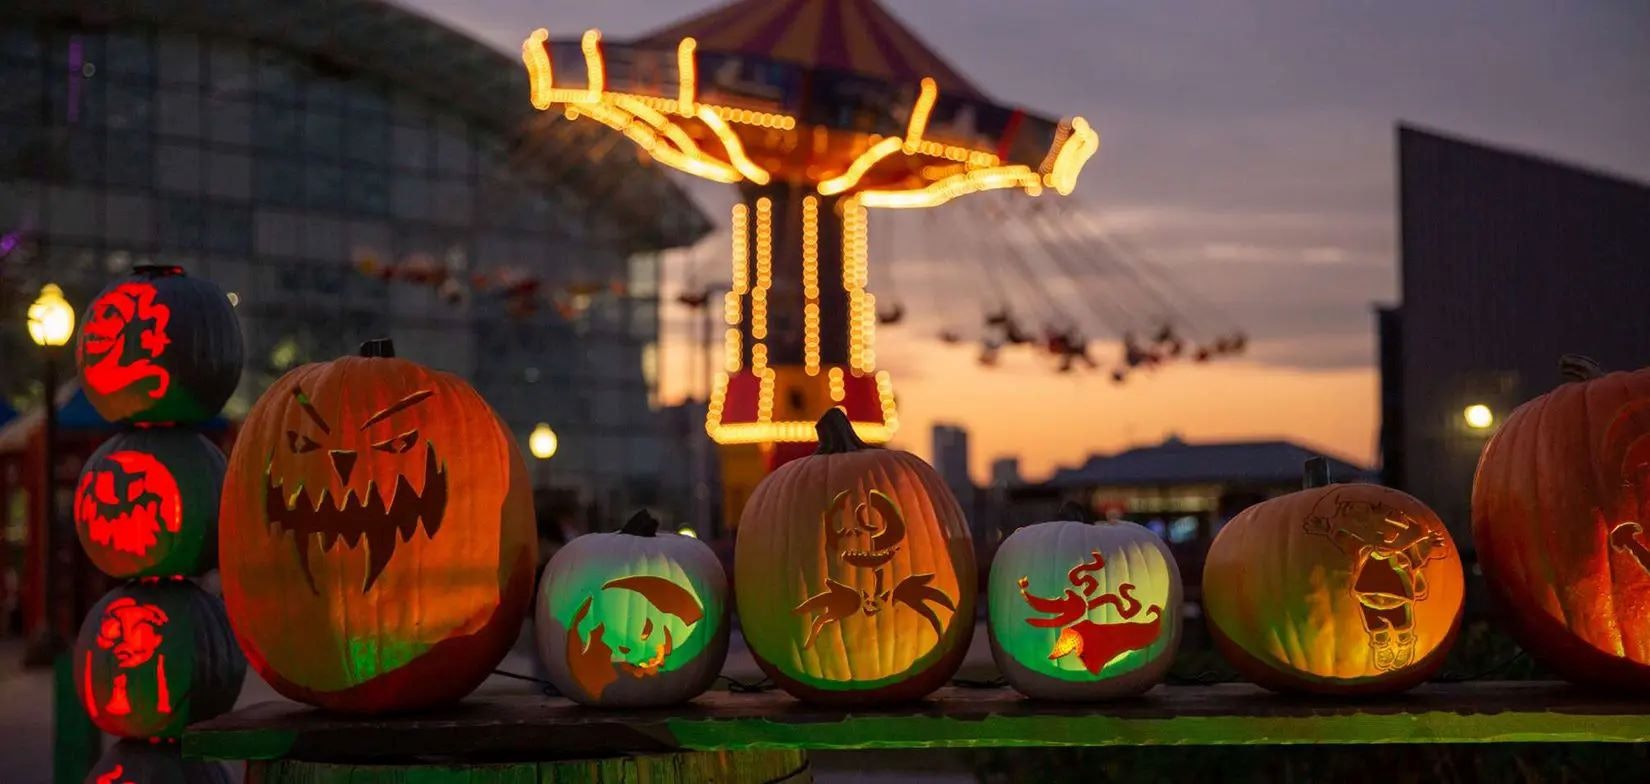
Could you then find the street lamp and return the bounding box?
[1463,403,1495,431]
[530,422,559,460]
[27,284,75,647]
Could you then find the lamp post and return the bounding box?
[29,283,94,784]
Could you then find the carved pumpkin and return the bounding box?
[76,265,243,425]
[535,510,729,707]
[75,429,226,579]
[1473,355,1650,690]
[989,502,1182,700]
[219,338,536,713]
[85,741,231,784]
[74,581,245,740]
[735,408,975,704]
[1203,459,1464,694]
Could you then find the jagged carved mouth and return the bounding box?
[841,545,900,568]
[264,446,447,593]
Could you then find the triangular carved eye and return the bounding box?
[372,430,419,454]
[286,431,321,454]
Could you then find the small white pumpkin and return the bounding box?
[535,510,729,707]
[988,502,1182,700]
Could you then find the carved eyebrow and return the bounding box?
[360,390,434,430]
[292,389,330,434]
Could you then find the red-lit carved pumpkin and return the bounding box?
[1203,459,1464,695]
[535,510,729,707]
[75,265,244,425]
[85,740,231,784]
[75,429,226,579]
[735,409,975,704]
[219,338,536,713]
[74,581,245,739]
[1473,355,1650,690]
[989,503,1182,700]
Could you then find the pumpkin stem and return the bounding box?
[621,509,660,537]
[360,338,396,358]
[1303,457,1331,489]
[814,408,871,454]
[1058,501,1093,523]
[132,264,185,277]
[1559,354,1606,383]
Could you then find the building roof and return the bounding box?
[2,0,711,251]
[636,0,985,98]
[1048,436,1375,488]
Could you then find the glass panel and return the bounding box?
[203,202,252,254]
[252,100,301,149]
[205,150,252,201]
[104,31,153,81]
[344,167,390,215]
[46,185,100,239]
[253,157,304,206]
[254,208,300,256]
[103,191,153,245]
[300,216,344,261]
[156,33,200,85]
[155,142,202,192]
[103,80,152,133]
[303,109,343,160]
[156,86,200,138]
[391,123,428,170]
[205,96,251,145]
[155,197,204,250]
[208,39,252,94]
[434,118,471,175]
[305,162,345,211]
[390,174,428,221]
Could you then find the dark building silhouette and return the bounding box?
[1380,125,1650,544]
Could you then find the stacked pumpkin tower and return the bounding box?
[70,266,246,778]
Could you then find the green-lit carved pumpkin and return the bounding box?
[75,428,226,579]
[85,740,231,784]
[735,409,975,705]
[75,265,243,425]
[219,338,536,713]
[73,581,245,740]
[989,503,1182,700]
[535,510,728,707]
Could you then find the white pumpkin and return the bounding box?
[535,510,729,707]
[988,502,1183,700]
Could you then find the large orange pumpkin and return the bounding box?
[219,338,535,713]
[1204,459,1464,695]
[735,409,975,704]
[1473,355,1650,690]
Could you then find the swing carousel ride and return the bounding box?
[516,0,1244,520]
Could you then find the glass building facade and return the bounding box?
[0,5,709,507]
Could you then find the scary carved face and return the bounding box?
[97,598,169,668]
[79,282,172,400]
[75,452,182,558]
[265,385,448,593]
[1304,491,1449,672]
[825,490,906,569]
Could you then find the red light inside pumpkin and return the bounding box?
[94,764,133,784]
[93,598,172,716]
[1018,551,1163,675]
[79,282,173,400]
[75,451,183,558]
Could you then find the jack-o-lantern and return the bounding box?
[85,741,231,784]
[1204,459,1464,694]
[735,408,975,704]
[535,510,729,707]
[1473,355,1650,690]
[74,581,245,740]
[75,429,226,579]
[76,265,243,425]
[219,338,536,713]
[989,502,1182,700]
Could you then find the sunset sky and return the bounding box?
[405,0,1650,481]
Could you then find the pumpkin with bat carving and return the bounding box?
[76,265,243,425]
[219,338,536,713]
[1204,458,1464,695]
[74,581,245,740]
[989,502,1182,701]
[535,510,728,707]
[75,428,226,579]
[735,408,975,705]
[85,740,231,784]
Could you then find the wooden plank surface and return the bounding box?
[186,681,1650,762]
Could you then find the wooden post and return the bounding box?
[246,751,811,784]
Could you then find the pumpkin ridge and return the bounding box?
[1585,375,1627,655]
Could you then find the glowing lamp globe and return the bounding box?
[73,581,245,740]
[75,428,227,579]
[1203,458,1464,695]
[529,422,558,460]
[735,408,975,705]
[1473,355,1650,690]
[75,265,244,424]
[29,283,75,347]
[535,510,729,707]
[219,338,536,713]
[989,503,1182,700]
